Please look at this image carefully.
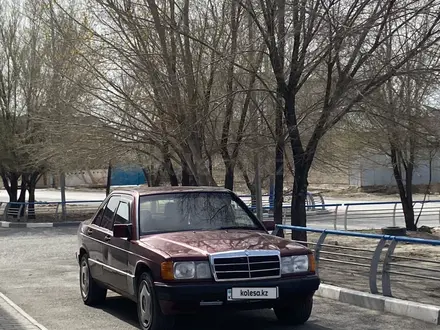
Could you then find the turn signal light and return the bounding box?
[308,254,316,273]
[161,261,174,280]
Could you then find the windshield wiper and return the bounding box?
[219,226,261,230]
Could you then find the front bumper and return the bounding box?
[155,274,320,315]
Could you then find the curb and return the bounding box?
[315,283,440,325]
[0,220,81,228]
[0,292,48,330]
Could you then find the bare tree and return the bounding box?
[220,3,266,191]
[0,0,107,219]
[0,1,33,207]
[339,4,440,231]
[52,0,272,190]
[351,76,440,230]
[242,0,440,240]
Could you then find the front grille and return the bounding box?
[209,250,281,281]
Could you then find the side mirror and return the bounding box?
[262,220,275,231]
[113,223,133,239]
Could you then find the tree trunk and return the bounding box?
[224,160,234,190]
[12,176,20,202]
[283,87,309,242]
[162,143,179,186]
[291,163,308,242]
[250,185,257,210]
[28,184,36,220]
[1,173,12,199]
[182,164,190,186]
[207,153,213,176]
[185,139,217,186]
[106,162,112,196]
[237,159,256,210]
[164,158,179,186]
[390,144,416,231]
[401,197,416,231]
[274,95,284,237]
[142,168,151,187]
[1,172,19,220]
[220,0,238,190]
[9,177,28,220]
[274,160,284,236]
[181,162,196,186]
[60,172,67,221]
[1,172,20,202]
[151,167,162,187]
[404,161,415,231]
[27,172,40,220]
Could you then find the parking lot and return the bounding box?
[0,227,438,330]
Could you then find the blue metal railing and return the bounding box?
[275,224,440,299]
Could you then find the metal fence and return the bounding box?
[275,225,440,304]
[1,196,440,231]
[278,200,440,230]
[340,200,440,230]
[237,192,326,210]
[0,200,103,222]
[241,193,440,229]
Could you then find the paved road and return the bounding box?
[0,227,439,330]
[0,293,42,330]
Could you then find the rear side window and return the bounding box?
[100,196,120,230]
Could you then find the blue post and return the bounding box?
[269,177,275,211]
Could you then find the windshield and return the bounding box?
[138,192,262,235]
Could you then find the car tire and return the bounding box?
[274,295,313,325]
[79,254,107,306]
[137,272,174,330]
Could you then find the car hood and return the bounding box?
[138,230,309,258]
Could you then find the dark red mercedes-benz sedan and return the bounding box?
[76,185,320,330]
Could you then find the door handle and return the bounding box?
[86,228,93,235]
[104,235,111,241]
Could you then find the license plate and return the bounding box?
[227,287,278,301]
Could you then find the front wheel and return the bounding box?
[79,254,107,306]
[274,295,313,325]
[137,272,174,330]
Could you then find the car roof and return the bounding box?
[111,185,232,196]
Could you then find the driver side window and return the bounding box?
[92,207,105,227]
[114,201,130,225]
[100,196,120,230]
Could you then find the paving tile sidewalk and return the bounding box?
[0,293,46,330]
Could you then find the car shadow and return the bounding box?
[98,296,331,330]
[95,296,139,328]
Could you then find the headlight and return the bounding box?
[281,255,309,274]
[174,262,196,279]
[161,261,212,280]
